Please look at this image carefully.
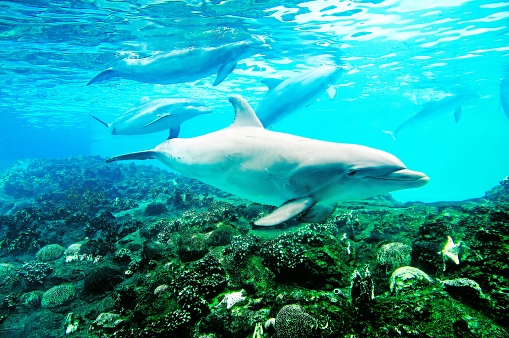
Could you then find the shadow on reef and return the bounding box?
[0,156,508,337]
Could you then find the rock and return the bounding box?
[389,266,433,295]
[19,290,44,309]
[90,312,125,332]
[83,266,123,296]
[441,278,485,304]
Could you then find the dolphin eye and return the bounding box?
[112,128,117,135]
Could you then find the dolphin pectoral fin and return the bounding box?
[261,78,284,90]
[454,107,462,123]
[299,202,337,223]
[168,126,181,140]
[106,150,158,163]
[213,61,238,86]
[87,69,117,86]
[254,197,315,226]
[326,85,337,100]
[143,114,171,128]
[88,113,109,128]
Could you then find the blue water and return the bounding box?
[1,0,509,203]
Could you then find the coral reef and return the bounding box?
[0,156,508,337]
[35,244,65,262]
[41,284,75,308]
[17,261,53,289]
[274,304,320,338]
[376,242,412,275]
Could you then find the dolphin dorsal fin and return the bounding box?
[228,95,264,128]
[261,78,284,90]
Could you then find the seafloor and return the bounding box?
[0,156,508,337]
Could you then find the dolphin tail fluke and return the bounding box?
[326,85,337,100]
[88,113,109,128]
[106,150,158,163]
[381,130,397,142]
[87,69,117,86]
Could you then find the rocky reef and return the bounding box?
[0,156,508,337]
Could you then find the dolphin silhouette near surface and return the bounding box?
[87,38,270,86]
[255,65,347,128]
[88,98,212,139]
[382,93,477,141]
[107,95,429,226]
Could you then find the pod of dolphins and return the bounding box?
[86,36,505,226]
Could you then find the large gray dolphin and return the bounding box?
[107,95,429,226]
[87,38,270,86]
[382,93,476,141]
[255,65,347,128]
[500,78,509,120]
[89,98,211,139]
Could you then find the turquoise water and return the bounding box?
[1,0,509,203]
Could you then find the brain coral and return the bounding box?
[275,304,319,338]
[376,242,412,275]
[36,244,65,262]
[41,284,75,308]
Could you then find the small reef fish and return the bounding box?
[500,78,509,120]
[255,65,347,128]
[87,38,270,86]
[88,97,211,139]
[382,93,476,141]
[107,95,429,226]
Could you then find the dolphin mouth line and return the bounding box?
[367,176,429,182]
[366,169,430,182]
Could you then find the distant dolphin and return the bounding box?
[87,38,270,86]
[500,78,509,120]
[255,65,347,128]
[107,95,429,226]
[382,93,476,141]
[88,97,211,139]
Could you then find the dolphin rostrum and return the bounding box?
[255,65,347,128]
[107,95,429,226]
[87,38,270,86]
[88,97,212,139]
[382,93,476,141]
